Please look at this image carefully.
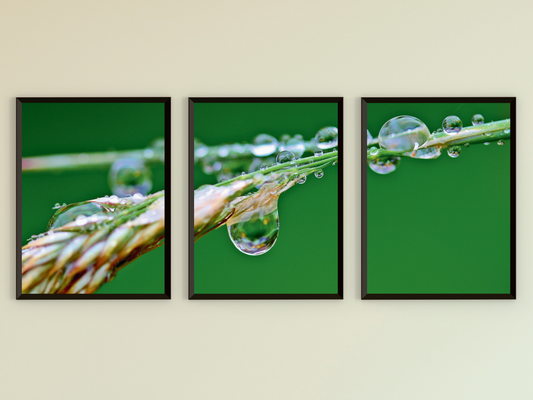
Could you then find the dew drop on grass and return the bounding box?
[504,128,510,134]
[498,140,505,145]
[378,116,430,152]
[48,203,106,230]
[109,158,152,197]
[252,134,278,157]
[368,157,400,174]
[218,145,230,158]
[315,127,338,149]
[284,138,305,158]
[447,146,461,158]
[442,116,462,135]
[227,207,280,256]
[276,150,295,164]
[314,149,323,157]
[314,169,324,179]
[484,142,490,145]
[369,147,378,156]
[297,174,307,184]
[409,147,441,159]
[472,114,484,125]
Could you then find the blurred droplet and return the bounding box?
[109,158,152,197]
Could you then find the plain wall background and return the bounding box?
[1,1,531,399]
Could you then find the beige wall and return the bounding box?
[1,1,532,399]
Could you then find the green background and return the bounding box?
[193,102,339,294]
[21,102,166,294]
[366,102,511,294]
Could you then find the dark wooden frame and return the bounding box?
[361,97,516,299]
[16,97,171,299]
[189,97,343,299]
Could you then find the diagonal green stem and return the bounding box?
[367,119,510,161]
[213,152,338,187]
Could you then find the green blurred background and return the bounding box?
[21,102,166,294]
[193,102,339,294]
[366,102,511,294]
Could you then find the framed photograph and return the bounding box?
[362,97,515,299]
[17,97,171,299]
[189,97,343,299]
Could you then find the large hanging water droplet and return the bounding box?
[48,203,107,230]
[378,116,430,152]
[447,146,461,158]
[367,130,373,145]
[442,116,462,135]
[284,138,305,158]
[252,134,279,157]
[472,114,484,125]
[315,127,338,149]
[409,147,441,159]
[314,169,324,179]
[109,158,152,197]
[227,207,280,256]
[368,157,400,174]
[276,150,295,164]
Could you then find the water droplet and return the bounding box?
[218,145,230,157]
[194,140,208,160]
[367,130,373,145]
[260,165,267,171]
[369,147,378,156]
[252,134,279,157]
[315,127,338,149]
[284,138,305,158]
[378,116,430,152]
[484,142,490,145]
[109,158,152,197]
[442,115,462,135]
[314,169,324,179]
[297,174,307,184]
[498,140,504,146]
[485,131,492,136]
[368,157,400,174]
[294,134,304,140]
[314,149,323,157]
[472,114,484,125]
[241,172,246,176]
[332,148,337,152]
[464,143,470,147]
[227,206,280,256]
[409,147,441,159]
[276,150,295,164]
[447,146,461,158]
[504,128,510,134]
[48,203,107,230]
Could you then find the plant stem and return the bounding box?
[367,119,510,161]
[213,151,338,187]
[22,148,164,172]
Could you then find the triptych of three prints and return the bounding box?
[16,97,515,300]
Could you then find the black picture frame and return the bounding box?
[17,97,171,299]
[189,97,343,299]
[361,97,516,300]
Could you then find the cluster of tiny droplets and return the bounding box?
[369,113,509,174]
[193,127,338,182]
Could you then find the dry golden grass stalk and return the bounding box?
[21,191,165,294]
